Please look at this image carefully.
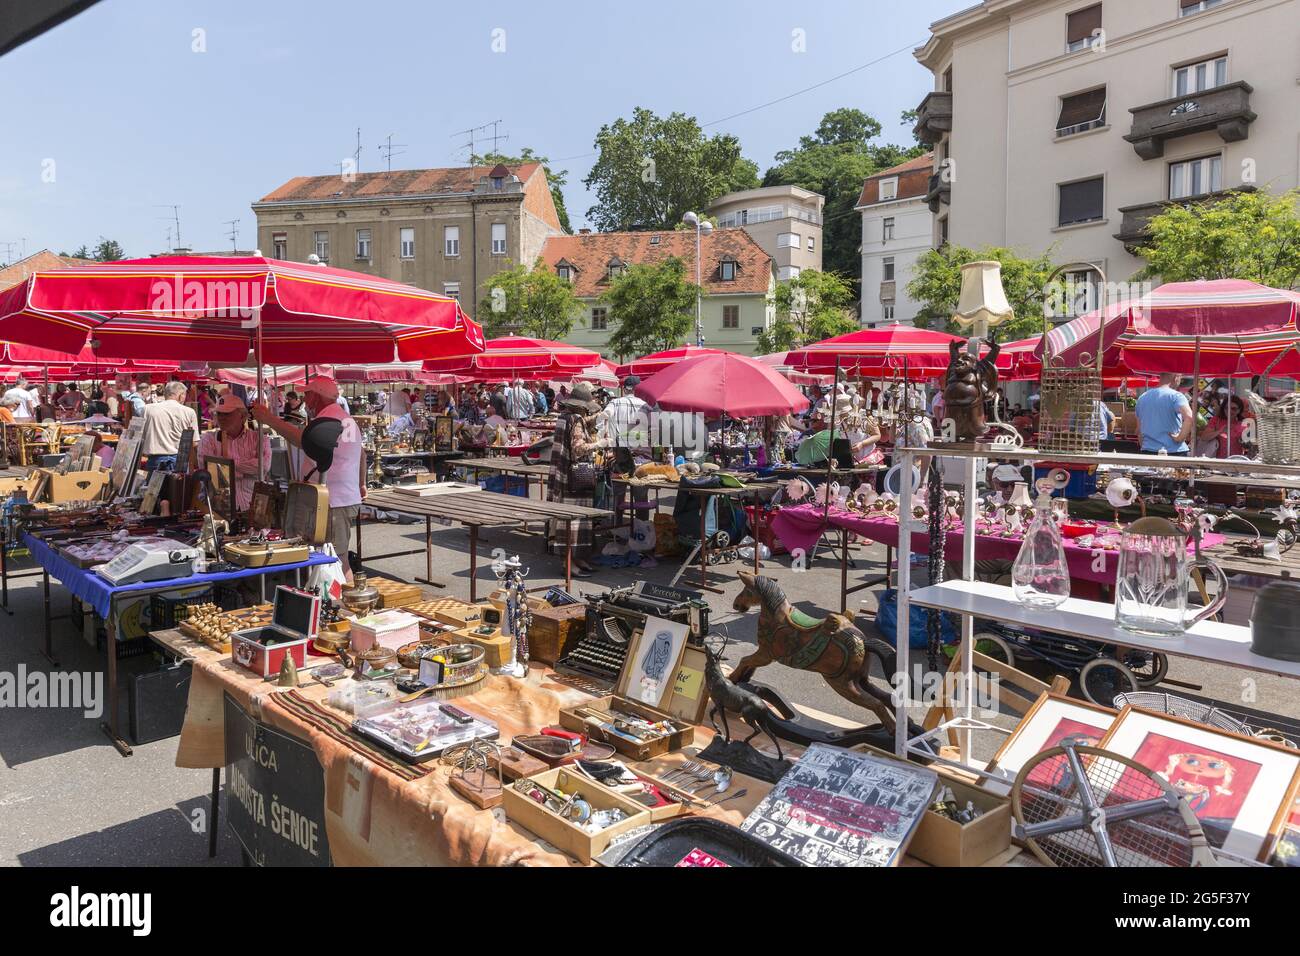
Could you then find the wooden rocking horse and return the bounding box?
[732,570,898,731]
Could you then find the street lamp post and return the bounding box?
[682,211,713,348]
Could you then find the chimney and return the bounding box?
[578,228,591,234]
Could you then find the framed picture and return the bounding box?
[1100,706,1300,861]
[984,692,1117,796]
[203,456,237,523]
[1266,768,1300,868]
[740,744,937,867]
[434,415,454,450]
[616,614,688,710]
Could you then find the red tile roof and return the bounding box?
[856,152,934,207]
[539,229,772,298]
[257,163,544,204]
[0,249,96,291]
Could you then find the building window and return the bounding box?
[355,228,371,259]
[883,217,896,241]
[590,307,607,331]
[313,231,329,262]
[807,236,815,252]
[444,225,460,257]
[777,266,801,281]
[606,260,623,280]
[1062,268,1099,316]
[720,260,736,281]
[1056,87,1107,137]
[490,223,506,255]
[939,216,949,245]
[272,232,287,260]
[1179,0,1225,16]
[883,305,895,322]
[399,227,415,259]
[879,177,899,202]
[443,282,460,300]
[776,232,800,249]
[722,305,740,329]
[1173,55,1227,96]
[1057,176,1105,226]
[1169,155,1222,200]
[491,175,505,191]
[557,265,570,281]
[1066,4,1102,53]
[882,257,896,281]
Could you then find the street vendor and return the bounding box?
[197,391,271,512]
[251,376,365,585]
[1135,373,1193,455]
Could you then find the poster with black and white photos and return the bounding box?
[740,744,938,867]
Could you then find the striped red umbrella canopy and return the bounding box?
[615,346,722,379]
[0,256,484,363]
[333,361,472,384]
[422,335,599,377]
[752,350,834,386]
[786,325,966,377]
[633,351,809,418]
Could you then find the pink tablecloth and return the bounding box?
[769,504,1223,587]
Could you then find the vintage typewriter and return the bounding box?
[555,582,709,686]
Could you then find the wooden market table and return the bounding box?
[359,487,608,600]
[446,457,552,497]
[153,628,770,866]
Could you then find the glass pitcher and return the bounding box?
[1114,517,1228,636]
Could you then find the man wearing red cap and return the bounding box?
[198,391,271,513]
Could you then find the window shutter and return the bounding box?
[1066,4,1102,44]
[1057,88,1107,130]
[1059,177,1104,226]
[1179,0,1201,7]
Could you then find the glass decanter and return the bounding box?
[1011,478,1071,609]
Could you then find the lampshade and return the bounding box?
[953,260,1014,331]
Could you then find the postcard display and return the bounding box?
[894,442,1300,868]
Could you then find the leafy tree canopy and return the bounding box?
[758,270,858,354]
[906,244,1058,341]
[479,258,585,341]
[600,256,699,359]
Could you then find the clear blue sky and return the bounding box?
[1,0,958,261]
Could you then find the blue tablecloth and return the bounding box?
[23,533,338,619]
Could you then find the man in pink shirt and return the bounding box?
[198,391,271,514]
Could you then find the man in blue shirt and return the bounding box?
[1135,373,1193,454]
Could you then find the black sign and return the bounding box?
[222,693,330,867]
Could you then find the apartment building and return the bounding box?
[856,153,935,327]
[914,0,1299,309]
[538,229,775,359]
[252,163,564,321]
[706,185,824,280]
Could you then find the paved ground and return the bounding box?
[2,498,1297,866]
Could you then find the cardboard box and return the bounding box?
[46,469,109,503]
[502,767,651,865]
[907,776,1011,868]
[529,603,587,665]
[558,694,694,761]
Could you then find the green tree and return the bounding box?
[763,108,925,284]
[92,238,126,261]
[479,259,585,340]
[757,270,858,353]
[474,147,573,234]
[583,107,759,231]
[1133,188,1300,289]
[907,244,1058,341]
[602,257,699,359]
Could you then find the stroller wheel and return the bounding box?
[1126,651,1169,688]
[972,631,1016,668]
[1079,657,1139,707]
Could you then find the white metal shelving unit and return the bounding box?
[892,443,1300,775]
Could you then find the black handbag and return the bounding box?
[569,460,596,494]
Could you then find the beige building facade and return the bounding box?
[706,185,824,280]
[252,163,564,320]
[914,0,1299,303]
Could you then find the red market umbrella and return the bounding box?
[786,325,966,377]
[0,256,484,363]
[573,358,620,387]
[752,350,834,387]
[616,346,722,379]
[422,335,599,377]
[633,351,809,418]
[1115,279,1300,377]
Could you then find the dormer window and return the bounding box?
[492,177,504,191]
[557,265,571,281]
[719,259,737,281]
[649,235,661,245]
[606,257,624,280]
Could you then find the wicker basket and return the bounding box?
[1113,691,1250,735]
[1246,390,1300,464]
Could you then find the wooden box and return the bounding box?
[369,575,425,609]
[453,625,512,668]
[558,694,693,761]
[502,767,651,865]
[907,776,1011,868]
[46,470,110,503]
[529,603,587,665]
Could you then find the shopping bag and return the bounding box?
[307,543,348,603]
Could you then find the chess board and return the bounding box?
[368,575,425,609]
[404,598,481,627]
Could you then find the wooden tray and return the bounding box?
[502,767,651,865]
[558,695,694,762]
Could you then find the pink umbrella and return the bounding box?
[752,351,834,386]
[633,352,809,417]
[786,324,966,377]
[422,335,599,376]
[616,346,722,379]
[574,358,620,387]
